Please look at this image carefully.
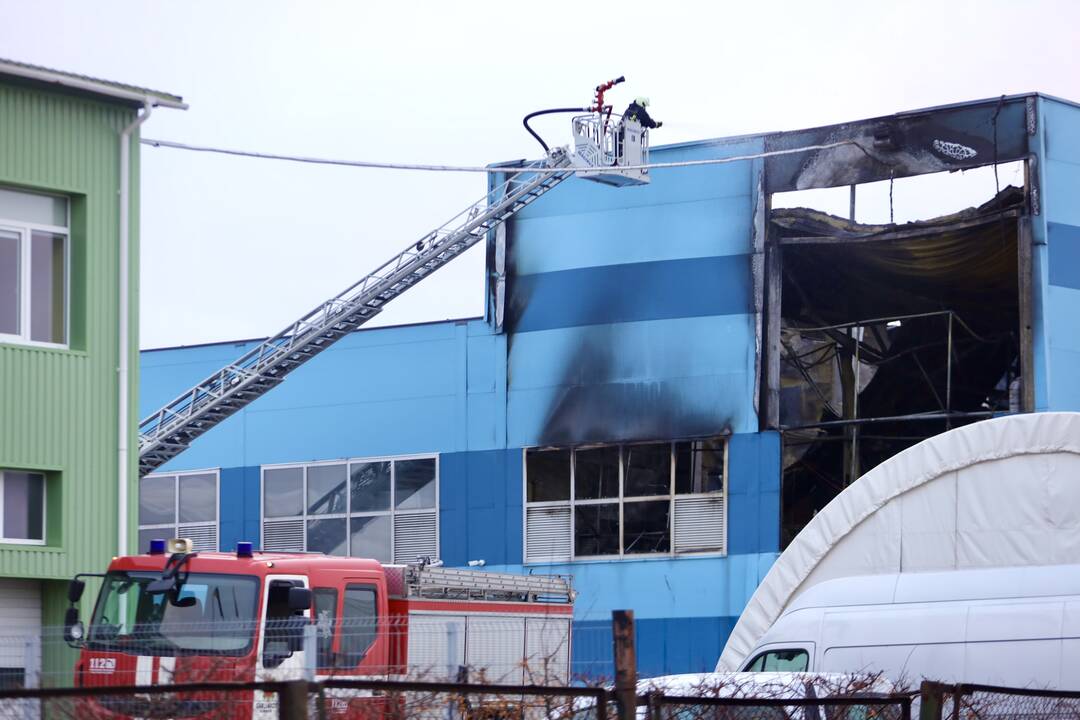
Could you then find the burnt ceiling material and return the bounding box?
[764,96,1031,192]
[776,186,1023,330]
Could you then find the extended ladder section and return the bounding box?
[138,150,573,476]
[388,564,576,604]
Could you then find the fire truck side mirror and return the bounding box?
[288,587,312,612]
[67,578,85,604]
[63,607,85,647]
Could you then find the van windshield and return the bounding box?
[743,648,809,672]
[88,571,259,656]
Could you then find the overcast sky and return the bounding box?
[1,0,1078,348]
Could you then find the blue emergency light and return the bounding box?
[236,541,253,558]
[148,538,166,555]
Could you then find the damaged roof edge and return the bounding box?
[654,92,1058,156]
[0,57,187,110]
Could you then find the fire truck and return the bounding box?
[63,539,575,718]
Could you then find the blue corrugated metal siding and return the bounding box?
[508,256,751,332]
[136,95,1080,677]
[139,135,782,676]
[439,448,523,567]
[572,616,739,678]
[141,320,498,468]
[1034,99,1080,411]
[1047,223,1080,291]
[218,465,261,552]
[504,139,762,448]
[727,432,781,555]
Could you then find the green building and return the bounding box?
[0,58,184,687]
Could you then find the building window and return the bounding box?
[523,439,726,563]
[0,187,69,347]
[138,470,219,552]
[0,471,45,545]
[261,455,438,563]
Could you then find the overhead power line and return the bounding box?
[141,137,877,174]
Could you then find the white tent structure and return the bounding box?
[718,412,1080,671]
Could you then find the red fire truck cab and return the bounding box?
[64,539,575,718]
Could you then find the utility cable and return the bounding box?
[141,137,883,174]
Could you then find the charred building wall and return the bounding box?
[499,137,764,447]
[757,94,1080,546]
[138,93,1080,679]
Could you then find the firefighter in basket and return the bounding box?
[622,96,662,130]
[615,96,661,166]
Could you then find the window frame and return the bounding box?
[339,582,379,666]
[260,453,440,560]
[742,647,811,673]
[522,439,728,563]
[0,470,46,545]
[0,189,71,350]
[137,469,220,551]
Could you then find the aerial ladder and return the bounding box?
[138,78,652,475]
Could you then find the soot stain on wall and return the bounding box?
[529,318,732,447]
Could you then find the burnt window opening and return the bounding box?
[523,439,727,562]
[674,440,724,494]
[767,183,1029,548]
[771,162,1026,226]
[525,448,570,503]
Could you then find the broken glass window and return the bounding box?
[526,449,571,502]
[623,500,670,554]
[675,439,725,494]
[574,503,619,556]
[575,447,619,500]
[624,443,671,497]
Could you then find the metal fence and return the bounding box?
[7,672,1080,719]
[5,618,1080,719]
[0,678,609,719]
[3,617,601,690]
[924,681,1080,720]
[0,678,921,720]
[643,692,911,720]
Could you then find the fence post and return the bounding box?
[303,624,317,681]
[22,636,40,720]
[278,680,308,720]
[612,610,637,720]
[646,691,662,720]
[919,681,945,720]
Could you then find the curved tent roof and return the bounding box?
[718,412,1080,671]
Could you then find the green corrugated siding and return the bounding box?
[0,81,140,584]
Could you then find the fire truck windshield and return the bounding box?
[87,571,260,656]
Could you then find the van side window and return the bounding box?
[312,588,337,669]
[744,648,809,672]
[339,584,377,665]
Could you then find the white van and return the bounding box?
[739,563,1080,689]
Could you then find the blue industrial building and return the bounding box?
[140,93,1080,677]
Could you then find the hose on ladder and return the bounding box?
[522,77,625,153]
[522,108,587,153]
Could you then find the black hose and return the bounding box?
[522,107,587,153]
